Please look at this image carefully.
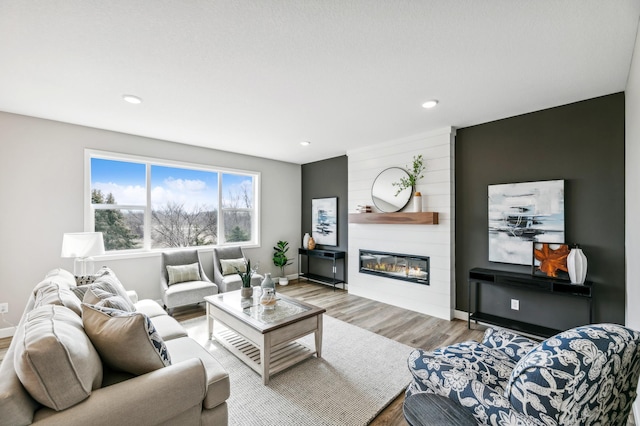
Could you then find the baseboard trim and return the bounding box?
[453,309,468,321]
[0,326,16,339]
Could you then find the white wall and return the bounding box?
[0,112,301,334]
[626,17,640,419]
[347,127,456,320]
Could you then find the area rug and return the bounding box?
[182,315,413,426]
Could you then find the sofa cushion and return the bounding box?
[33,282,82,316]
[149,314,189,341]
[165,337,230,409]
[135,299,169,318]
[219,258,246,275]
[166,262,202,285]
[13,305,103,411]
[83,287,134,312]
[82,304,171,375]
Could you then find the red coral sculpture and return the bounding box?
[533,244,569,277]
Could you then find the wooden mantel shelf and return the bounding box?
[348,212,439,225]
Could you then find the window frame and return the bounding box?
[85,149,261,255]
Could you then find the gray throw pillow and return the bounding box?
[82,304,171,375]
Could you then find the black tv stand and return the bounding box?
[468,267,593,338]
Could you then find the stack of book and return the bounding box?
[356,205,372,213]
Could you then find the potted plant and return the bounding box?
[273,240,293,286]
[392,154,426,211]
[235,259,255,298]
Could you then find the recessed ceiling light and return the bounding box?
[422,100,439,109]
[300,141,311,146]
[122,94,142,104]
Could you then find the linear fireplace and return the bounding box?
[359,249,430,285]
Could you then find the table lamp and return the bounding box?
[61,232,105,276]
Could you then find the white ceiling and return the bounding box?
[1,1,639,164]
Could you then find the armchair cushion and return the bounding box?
[481,327,538,363]
[505,324,640,426]
[82,304,172,375]
[219,258,247,275]
[166,262,202,285]
[407,324,640,426]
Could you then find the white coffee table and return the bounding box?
[204,290,325,384]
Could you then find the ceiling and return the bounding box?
[1,1,639,165]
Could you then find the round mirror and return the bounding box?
[371,167,412,212]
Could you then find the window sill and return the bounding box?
[93,243,260,262]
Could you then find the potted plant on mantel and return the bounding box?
[392,154,426,212]
[273,240,293,286]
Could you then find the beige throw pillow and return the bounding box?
[219,258,246,276]
[166,262,202,285]
[82,304,171,375]
[14,305,103,411]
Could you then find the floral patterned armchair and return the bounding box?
[407,324,640,425]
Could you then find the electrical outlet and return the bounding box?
[0,303,7,314]
[510,299,519,311]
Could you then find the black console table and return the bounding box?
[298,248,346,290]
[468,267,593,338]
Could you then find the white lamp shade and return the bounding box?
[61,232,105,258]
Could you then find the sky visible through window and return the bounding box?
[92,158,252,210]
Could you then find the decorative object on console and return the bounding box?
[273,240,293,286]
[413,192,422,213]
[532,242,570,279]
[312,197,338,246]
[488,179,565,265]
[303,232,310,249]
[61,232,105,276]
[372,167,412,212]
[307,236,316,250]
[567,245,588,284]
[356,204,372,213]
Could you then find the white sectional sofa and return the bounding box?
[0,267,229,426]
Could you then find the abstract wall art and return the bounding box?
[312,197,338,246]
[488,179,565,265]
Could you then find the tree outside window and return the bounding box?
[89,153,258,251]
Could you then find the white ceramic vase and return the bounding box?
[567,247,588,284]
[413,192,422,212]
[303,233,310,249]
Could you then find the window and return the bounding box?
[86,150,260,252]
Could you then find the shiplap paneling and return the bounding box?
[347,127,456,320]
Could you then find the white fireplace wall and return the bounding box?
[347,127,456,320]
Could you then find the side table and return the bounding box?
[403,393,477,426]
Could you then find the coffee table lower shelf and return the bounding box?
[214,326,317,382]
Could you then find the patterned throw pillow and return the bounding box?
[83,287,134,312]
[166,262,202,285]
[82,304,171,375]
[219,258,246,276]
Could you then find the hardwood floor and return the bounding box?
[174,280,485,425]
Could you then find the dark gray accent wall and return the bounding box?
[456,93,625,325]
[301,156,348,280]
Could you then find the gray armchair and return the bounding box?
[212,246,263,292]
[161,250,218,314]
